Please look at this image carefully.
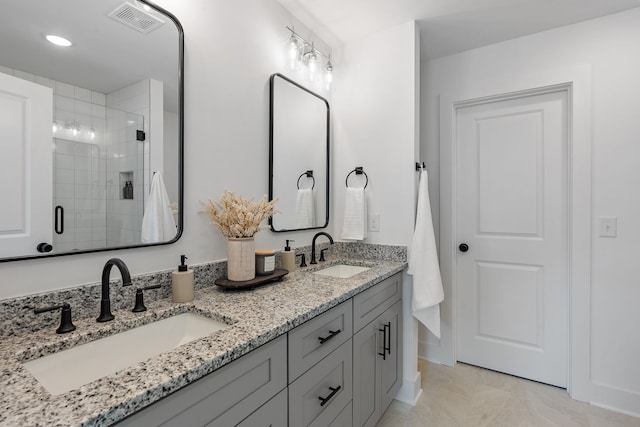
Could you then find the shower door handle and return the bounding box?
[55,205,64,234]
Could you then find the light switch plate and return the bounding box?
[599,216,617,237]
[368,213,380,232]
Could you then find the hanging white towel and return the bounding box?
[409,168,444,338]
[341,187,367,240]
[295,188,315,228]
[141,172,177,243]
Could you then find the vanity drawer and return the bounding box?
[289,300,353,381]
[289,339,353,427]
[353,273,402,333]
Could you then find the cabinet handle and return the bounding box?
[378,324,388,360]
[318,329,341,345]
[378,322,391,359]
[318,385,342,407]
[385,321,392,356]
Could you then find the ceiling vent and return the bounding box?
[108,2,164,34]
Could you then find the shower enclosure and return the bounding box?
[52,94,146,252]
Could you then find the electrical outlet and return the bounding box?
[368,213,380,232]
[599,216,617,237]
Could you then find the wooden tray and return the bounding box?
[214,268,289,290]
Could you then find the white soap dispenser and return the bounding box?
[281,240,296,273]
[172,255,194,302]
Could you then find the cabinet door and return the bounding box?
[379,300,403,411]
[352,300,403,427]
[116,335,287,426]
[352,321,381,427]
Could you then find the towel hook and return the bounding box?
[345,166,368,188]
[415,162,426,171]
[297,170,315,190]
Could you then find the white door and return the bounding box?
[0,72,53,257]
[455,89,568,387]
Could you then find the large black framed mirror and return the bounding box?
[0,0,183,262]
[269,73,329,232]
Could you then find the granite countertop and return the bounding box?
[0,257,406,426]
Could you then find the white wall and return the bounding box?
[333,21,421,404]
[422,7,640,416]
[0,0,333,299]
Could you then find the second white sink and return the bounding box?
[313,264,370,278]
[23,312,228,396]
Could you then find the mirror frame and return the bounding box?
[1,0,184,263]
[268,73,330,232]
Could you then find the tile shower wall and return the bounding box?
[53,94,107,252]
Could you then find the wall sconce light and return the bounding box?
[285,26,334,90]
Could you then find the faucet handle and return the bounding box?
[319,248,328,262]
[297,253,307,268]
[132,284,162,313]
[34,303,76,334]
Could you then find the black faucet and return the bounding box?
[311,232,334,264]
[97,258,132,322]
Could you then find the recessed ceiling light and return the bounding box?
[45,34,72,47]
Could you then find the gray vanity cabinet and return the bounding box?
[116,334,287,426]
[116,272,402,427]
[352,274,403,427]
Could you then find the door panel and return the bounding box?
[0,72,53,257]
[456,90,568,387]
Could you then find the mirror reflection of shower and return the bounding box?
[52,90,146,252]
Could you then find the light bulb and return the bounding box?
[52,122,58,134]
[90,128,96,140]
[307,50,319,82]
[286,34,301,70]
[325,59,333,89]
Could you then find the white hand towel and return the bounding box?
[295,188,315,228]
[341,187,367,240]
[409,169,444,338]
[141,172,177,243]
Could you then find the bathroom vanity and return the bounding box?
[0,253,405,426]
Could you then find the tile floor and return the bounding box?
[377,359,640,426]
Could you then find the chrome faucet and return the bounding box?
[97,258,132,322]
[311,232,334,264]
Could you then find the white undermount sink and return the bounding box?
[312,264,370,279]
[22,312,228,396]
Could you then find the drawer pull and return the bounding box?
[318,385,342,407]
[318,329,341,345]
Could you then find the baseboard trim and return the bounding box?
[395,372,422,406]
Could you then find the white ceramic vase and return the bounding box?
[227,237,255,281]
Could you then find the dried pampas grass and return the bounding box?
[200,190,278,238]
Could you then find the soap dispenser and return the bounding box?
[172,255,194,302]
[281,240,296,273]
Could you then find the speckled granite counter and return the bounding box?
[0,256,406,426]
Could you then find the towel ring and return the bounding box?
[297,171,315,190]
[345,167,368,189]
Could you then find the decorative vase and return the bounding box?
[227,237,255,281]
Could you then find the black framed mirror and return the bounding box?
[0,0,183,262]
[269,73,329,232]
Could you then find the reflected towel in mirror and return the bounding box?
[141,172,177,243]
[295,188,315,228]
